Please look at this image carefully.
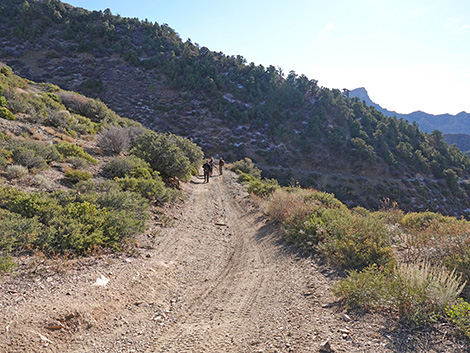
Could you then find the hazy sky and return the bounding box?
[65,0,470,115]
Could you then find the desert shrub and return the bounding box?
[393,262,465,321]
[400,211,448,231]
[64,169,92,183]
[332,264,388,310]
[59,92,119,124]
[66,156,91,169]
[98,126,131,154]
[0,209,42,252]
[265,188,351,253]
[31,174,54,190]
[11,146,47,170]
[404,218,470,280]
[0,183,150,255]
[374,208,405,225]
[0,106,15,120]
[114,176,168,202]
[247,177,279,197]
[0,148,12,167]
[5,189,61,223]
[167,133,204,171]
[264,188,318,224]
[6,139,62,169]
[41,201,110,253]
[237,172,254,183]
[46,110,96,135]
[54,142,97,164]
[103,155,153,179]
[351,206,370,216]
[267,186,392,267]
[333,261,466,322]
[5,164,28,179]
[447,299,470,339]
[283,211,327,251]
[231,157,261,179]
[127,125,147,145]
[93,188,149,244]
[47,110,77,131]
[319,212,393,269]
[301,189,346,210]
[131,131,193,181]
[0,254,16,273]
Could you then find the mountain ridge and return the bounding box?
[350,87,470,134]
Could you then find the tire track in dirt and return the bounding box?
[146,173,271,352]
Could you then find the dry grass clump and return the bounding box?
[264,188,319,224]
[333,261,466,323]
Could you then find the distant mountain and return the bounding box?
[444,134,470,155]
[350,87,470,134]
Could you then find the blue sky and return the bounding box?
[65,0,470,115]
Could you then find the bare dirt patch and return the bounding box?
[1,171,468,352]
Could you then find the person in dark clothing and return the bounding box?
[218,157,225,175]
[209,157,214,176]
[202,160,211,183]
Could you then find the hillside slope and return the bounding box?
[1,0,470,216]
[1,171,467,353]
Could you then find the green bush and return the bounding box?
[332,264,388,310]
[0,148,12,167]
[104,155,153,179]
[6,190,61,223]
[283,212,327,252]
[66,156,91,169]
[238,172,279,197]
[168,133,204,171]
[0,183,150,255]
[131,131,193,181]
[447,299,470,339]
[64,170,93,183]
[46,110,97,136]
[0,106,15,120]
[246,177,279,197]
[301,189,346,210]
[114,176,168,202]
[59,92,119,124]
[0,254,16,273]
[320,213,393,269]
[400,211,448,231]
[42,201,109,253]
[231,157,261,179]
[54,142,98,164]
[6,140,62,170]
[0,209,42,252]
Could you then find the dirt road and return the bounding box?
[0,171,467,352]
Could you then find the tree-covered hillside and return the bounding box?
[1,0,470,215]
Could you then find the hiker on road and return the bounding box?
[209,157,214,176]
[202,159,211,183]
[218,157,225,175]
